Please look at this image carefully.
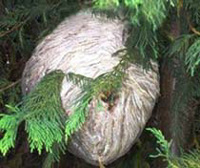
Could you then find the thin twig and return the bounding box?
[0,17,29,38]
[187,15,200,36]
[177,0,183,17]
[0,23,24,38]
[189,24,200,36]
[0,79,21,93]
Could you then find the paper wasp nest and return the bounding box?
[22,10,160,166]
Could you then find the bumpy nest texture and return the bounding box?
[22,10,160,166]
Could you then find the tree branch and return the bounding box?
[0,79,21,93]
[187,16,200,36]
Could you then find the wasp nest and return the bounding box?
[22,10,160,166]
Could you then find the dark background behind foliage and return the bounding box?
[0,0,200,168]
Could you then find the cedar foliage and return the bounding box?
[0,0,200,167]
[0,70,66,163]
[148,128,200,168]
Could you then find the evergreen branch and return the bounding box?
[42,142,66,168]
[148,128,200,168]
[0,79,21,93]
[94,0,177,60]
[65,93,91,140]
[0,2,57,38]
[187,15,200,36]
[167,34,200,151]
[23,70,66,154]
[0,70,66,156]
[126,22,159,59]
[189,25,200,36]
[66,73,93,89]
[0,22,25,38]
[170,66,194,149]
[185,0,200,25]
[146,128,172,159]
[167,0,176,7]
[94,0,175,30]
[147,128,179,168]
[179,150,200,168]
[185,38,200,76]
[167,34,194,57]
[65,50,129,140]
[0,106,22,155]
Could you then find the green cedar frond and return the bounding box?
[167,34,194,58]
[94,0,175,30]
[66,73,93,90]
[166,0,176,7]
[148,128,200,168]
[128,0,168,30]
[0,70,66,156]
[169,57,195,149]
[94,0,120,9]
[42,142,66,168]
[185,0,200,25]
[88,51,128,96]
[94,0,176,59]
[65,51,129,140]
[146,128,172,159]
[126,22,159,60]
[23,70,66,154]
[0,0,80,39]
[177,149,200,168]
[166,35,200,151]
[185,38,200,76]
[0,2,52,29]
[65,93,91,140]
[0,114,19,155]
[0,78,10,89]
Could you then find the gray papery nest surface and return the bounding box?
[22,10,160,166]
